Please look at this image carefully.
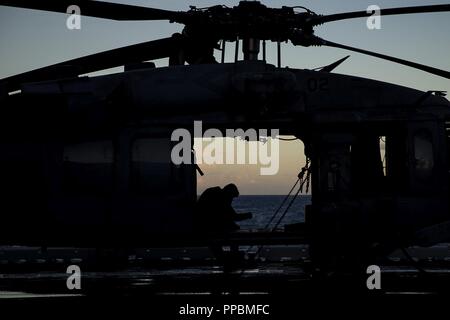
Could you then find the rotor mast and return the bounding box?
[242,38,260,61]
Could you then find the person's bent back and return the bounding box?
[195,183,252,236]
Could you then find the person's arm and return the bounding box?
[225,205,253,221]
[234,212,253,221]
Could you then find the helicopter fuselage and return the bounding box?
[0,61,449,257]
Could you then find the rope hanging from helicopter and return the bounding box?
[245,156,311,259]
[271,158,311,232]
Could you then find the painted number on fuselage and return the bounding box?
[307,78,329,92]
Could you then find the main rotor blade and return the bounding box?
[0,0,186,21]
[312,4,450,25]
[1,36,183,93]
[318,38,450,79]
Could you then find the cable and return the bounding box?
[236,160,311,277]
[243,176,300,256]
[272,160,310,232]
[253,159,311,259]
[253,182,302,259]
[272,182,302,231]
[264,178,300,230]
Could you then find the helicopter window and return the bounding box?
[131,138,173,195]
[379,136,387,177]
[350,134,384,193]
[413,130,434,181]
[383,131,409,192]
[63,140,114,195]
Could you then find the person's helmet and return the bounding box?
[223,183,239,198]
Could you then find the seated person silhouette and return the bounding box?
[196,183,252,264]
[196,183,252,235]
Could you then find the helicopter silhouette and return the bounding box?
[0,0,450,272]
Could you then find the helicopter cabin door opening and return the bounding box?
[195,134,308,231]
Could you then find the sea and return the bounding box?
[232,195,310,230]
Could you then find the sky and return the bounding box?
[0,0,449,194]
